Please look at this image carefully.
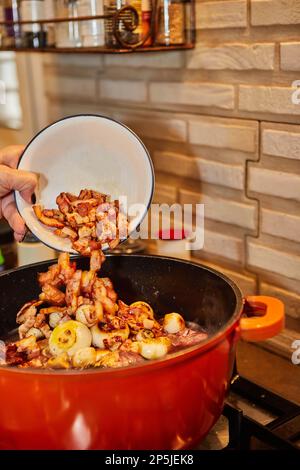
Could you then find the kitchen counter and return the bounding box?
[237,341,300,405]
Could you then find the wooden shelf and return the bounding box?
[0,44,194,54]
[0,3,196,54]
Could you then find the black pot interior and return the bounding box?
[0,254,240,340]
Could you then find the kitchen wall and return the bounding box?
[41,0,300,358]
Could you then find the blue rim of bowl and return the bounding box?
[14,113,155,252]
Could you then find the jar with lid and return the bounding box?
[2,0,22,48]
[155,0,185,46]
[55,0,82,47]
[19,0,47,48]
[104,0,142,47]
[77,0,104,47]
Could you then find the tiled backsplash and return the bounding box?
[41,0,300,358]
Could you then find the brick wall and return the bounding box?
[42,0,300,358]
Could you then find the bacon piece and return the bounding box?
[54,226,78,240]
[65,270,82,312]
[57,253,77,283]
[90,250,105,272]
[16,300,43,324]
[78,189,92,200]
[56,193,72,214]
[38,264,61,288]
[39,284,65,306]
[81,270,96,295]
[33,205,64,229]
[42,209,65,222]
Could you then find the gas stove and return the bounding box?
[198,373,300,450]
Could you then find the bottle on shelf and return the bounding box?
[104,0,124,48]
[155,0,185,46]
[19,0,47,48]
[2,0,22,48]
[104,0,142,47]
[126,0,142,44]
[44,0,55,47]
[55,0,82,48]
[141,0,152,47]
[77,0,104,47]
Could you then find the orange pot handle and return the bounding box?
[239,296,284,342]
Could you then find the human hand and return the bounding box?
[0,145,37,241]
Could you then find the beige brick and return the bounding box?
[180,189,256,230]
[249,167,300,201]
[100,79,147,102]
[197,1,247,29]
[104,52,184,69]
[239,85,300,116]
[260,282,300,319]
[189,116,257,152]
[261,209,300,243]
[45,75,97,99]
[150,82,235,110]
[281,42,300,71]
[115,113,187,142]
[248,241,300,281]
[251,0,300,26]
[153,152,244,189]
[262,127,300,160]
[203,229,244,262]
[43,54,103,68]
[187,43,275,70]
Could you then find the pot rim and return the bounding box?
[0,254,244,377]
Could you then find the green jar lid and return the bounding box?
[0,248,4,266]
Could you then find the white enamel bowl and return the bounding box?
[15,114,154,253]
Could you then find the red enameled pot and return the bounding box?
[0,254,284,450]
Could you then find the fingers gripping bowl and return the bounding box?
[0,255,284,450]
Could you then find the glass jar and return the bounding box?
[156,0,185,46]
[77,0,104,47]
[55,0,82,47]
[2,0,22,48]
[20,0,47,48]
[104,0,141,47]
[104,0,123,48]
